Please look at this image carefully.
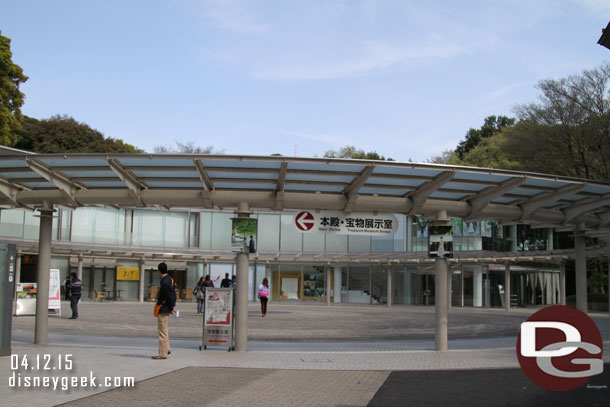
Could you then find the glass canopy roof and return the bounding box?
[0,154,608,237]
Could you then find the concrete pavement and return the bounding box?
[2,301,610,406]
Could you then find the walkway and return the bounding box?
[2,301,609,406]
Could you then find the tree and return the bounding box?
[323,145,394,160]
[448,132,521,170]
[0,30,28,147]
[153,141,224,154]
[426,150,454,164]
[509,63,610,180]
[455,115,516,159]
[15,115,143,153]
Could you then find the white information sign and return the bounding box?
[202,288,234,350]
[293,210,398,236]
[48,269,61,310]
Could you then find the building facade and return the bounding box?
[0,206,564,308]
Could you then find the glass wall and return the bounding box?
[165,212,189,248]
[391,266,416,305]
[517,224,547,251]
[258,214,280,251]
[349,235,370,252]
[0,209,25,238]
[303,265,326,300]
[370,266,387,305]
[303,233,325,252]
[280,214,302,251]
[71,208,126,245]
[347,266,370,304]
[0,206,565,306]
[326,234,347,252]
[275,264,301,300]
[205,212,232,250]
[132,209,191,248]
[510,270,560,307]
[451,270,462,307]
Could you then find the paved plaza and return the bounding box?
[2,301,610,406]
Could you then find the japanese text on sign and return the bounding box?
[295,210,398,236]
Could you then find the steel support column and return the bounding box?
[447,266,452,310]
[575,223,587,313]
[326,266,331,306]
[34,202,54,345]
[234,202,250,352]
[138,260,145,303]
[387,266,392,308]
[435,258,448,351]
[77,256,83,280]
[334,267,342,303]
[504,262,511,311]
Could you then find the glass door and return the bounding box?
[303,265,326,301]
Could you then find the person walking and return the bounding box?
[194,276,205,314]
[203,274,214,289]
[152,263,176,360]
[67,272,82,319]
[258,277,269,317]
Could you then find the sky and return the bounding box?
[1,0,609,162]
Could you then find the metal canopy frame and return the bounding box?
[1,153,609,248]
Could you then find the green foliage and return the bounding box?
[448,132,521,170]
[444,63,610,182]
[324,145,394,160]
[455,115,515,160]
[15,115,143,153]
[0,31,28,147]
[588,272,608,294]
[567,293,608,303]
[233,219,257,236]
[510,63,610,181]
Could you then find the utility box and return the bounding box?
[0,243,16,356]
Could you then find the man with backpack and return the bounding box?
[152,262,176,360]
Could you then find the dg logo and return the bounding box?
[516,305,604,391]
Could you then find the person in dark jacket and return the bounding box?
[152,262,176,360]
[63,277,71,300]
[202,274,214,289]
[220,273,231,288]
[67,272,82,319]
[194,276,205,314]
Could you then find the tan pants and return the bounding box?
[157,313,170,357]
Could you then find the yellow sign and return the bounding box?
[117,267,140,281]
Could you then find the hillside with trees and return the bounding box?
[15,115,142,153]
[445,62,610,182]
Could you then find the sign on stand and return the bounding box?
[48,269,61,316]
[200,288,234,351]
[14,269,62,316]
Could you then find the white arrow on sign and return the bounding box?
[295,211,315,231]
